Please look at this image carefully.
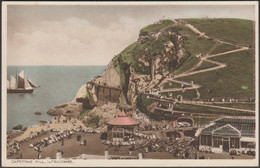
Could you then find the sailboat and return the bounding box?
[7,69,38,93]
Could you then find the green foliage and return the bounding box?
[113,42,136,98]
[210,43,238,54]
[139,19,174,36]
[174,103,254,116]
[80,109,91,120]
[173,25,195,36]
[85,115,100,128]
[194,61,216,71]
[174,55,200,75]
[212,103,255,111]
[193,117,217,126]
[161,90,197,100]
[136,94,176,121]
[163,82,182,89]
[178,50,255,99]
[183,35,217,56]
[87,90,94,104]
[185,18,254,46]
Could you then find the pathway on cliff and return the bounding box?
[155,20,253,113]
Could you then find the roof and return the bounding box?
[107,111,140,126]
[200,118,255,137]
[213,124,241,137]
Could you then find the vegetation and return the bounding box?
[139,19,174,36]
[212,103,255,111]
[163,82,182,89]
[193,116,217,126]
[178,50,255,99]
[185,18,254,46]
[210,43,238,54]
[80,109,91,120]
[173,25,195,36]
[194,61,216,71]
[161,89,198,100]
[174,103,254,116]
[87,90,94,104]
[85,115,100,128]
[136,94,176,121]
[173,56,200,75]
[183,35,216,56]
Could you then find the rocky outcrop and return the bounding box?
[126,27,187,105]
[86,61,122,107]
[47,102,84,117]
[83,102,122,132]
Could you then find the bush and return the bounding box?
[85,115,100,128]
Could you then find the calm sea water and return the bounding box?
[7,66,106,131]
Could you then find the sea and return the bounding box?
[6,66,106,131]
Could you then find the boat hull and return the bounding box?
[7,89,34,93]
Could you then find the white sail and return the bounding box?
[18,70,25,78]
[18,70,25,88]
[7,80,10,89]
[24,78,33,90]
[10,74,18,89]
[28,79,37,87]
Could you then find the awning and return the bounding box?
[240,137,255,142]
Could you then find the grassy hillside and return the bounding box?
[178,50,255,99]
[210,43,238,54]
[194,61,216,71]
[185,18,254,46]
[174,103,254,116]
[139,19,174,36]
[172,25,216,75]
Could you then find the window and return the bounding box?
[201,135,212,146]
[241,142,255,148]
[230,138,239,148]
[213,137,223,147]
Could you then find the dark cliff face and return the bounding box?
[95,85,121,106]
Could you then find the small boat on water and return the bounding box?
[7,69,39,93]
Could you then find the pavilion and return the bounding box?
[106,111,140,142]
[198,117,255,153]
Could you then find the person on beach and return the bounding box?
[61,138,64,146]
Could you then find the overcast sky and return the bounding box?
[7,3,256,65]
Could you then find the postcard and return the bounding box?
[1,1,259,167]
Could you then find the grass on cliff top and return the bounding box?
[173,28,216,75]
[178,50,255,99]
[173,55,200,75]
[139,19,174,36]
[210,43,238,55]
[185,18,254,46]
[174,103,254,116]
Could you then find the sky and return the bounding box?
[6,3,256,66]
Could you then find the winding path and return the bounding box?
[155,20,253,113]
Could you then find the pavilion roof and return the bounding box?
[107,111,140,126]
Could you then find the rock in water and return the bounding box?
[13,124,23,130]
[35,111,42,115]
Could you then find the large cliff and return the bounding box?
[47,19,190,126]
